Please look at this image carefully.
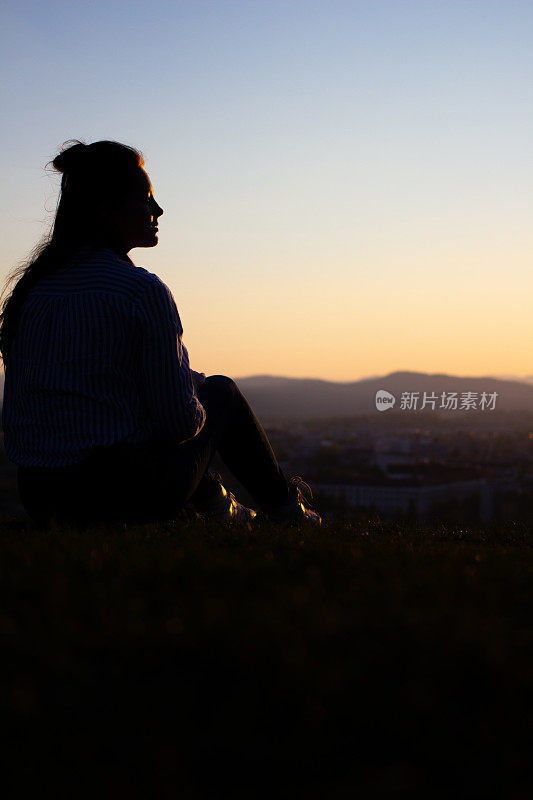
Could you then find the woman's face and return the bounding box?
[109,167,164,252]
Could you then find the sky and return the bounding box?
[1,0,532,382]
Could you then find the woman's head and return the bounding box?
[51,140,164,254]
[0,139,163,364]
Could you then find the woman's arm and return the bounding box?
[133,275,206,445]
[190,369,207,391]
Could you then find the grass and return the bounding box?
[0,514,531,798]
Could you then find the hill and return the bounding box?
[0,516,530,796]
[235,371,533,420]
[2,370,532,420]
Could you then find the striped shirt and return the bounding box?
[1,246,206,466]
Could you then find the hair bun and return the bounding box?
[52,140,88,173]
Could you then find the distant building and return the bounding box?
[314,478,493,524]
[374,435,413,455]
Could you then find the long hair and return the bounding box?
[0,139,144,366]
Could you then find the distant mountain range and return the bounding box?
[1,370,532,421]
[234,372,533,420]
[493,374,533,385]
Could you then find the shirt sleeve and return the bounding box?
[133,274,206,445]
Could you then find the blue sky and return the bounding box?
[1,0,532,380]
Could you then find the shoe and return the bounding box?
[264,476,322,526]
[194,482,257,525]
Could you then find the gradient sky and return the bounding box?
[1,0,532,381]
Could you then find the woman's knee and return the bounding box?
[200,374,239,402]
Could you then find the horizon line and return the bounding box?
[233,371,533,384]
[1,368,532,385]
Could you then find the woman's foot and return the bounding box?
[193,481,257,525]
[263,476,322,526]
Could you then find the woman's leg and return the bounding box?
[103,374,290,518]
[16,375,291,526]
[176,375,291,510]
[112,375,290,519]
[76,374,291,519]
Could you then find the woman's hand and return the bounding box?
[191,370,207,391]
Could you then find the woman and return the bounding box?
[0,140,321,528]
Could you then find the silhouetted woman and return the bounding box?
[0,140,320,528]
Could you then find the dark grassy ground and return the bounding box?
[0,513,531,798]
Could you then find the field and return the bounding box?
[1,508,530,798]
